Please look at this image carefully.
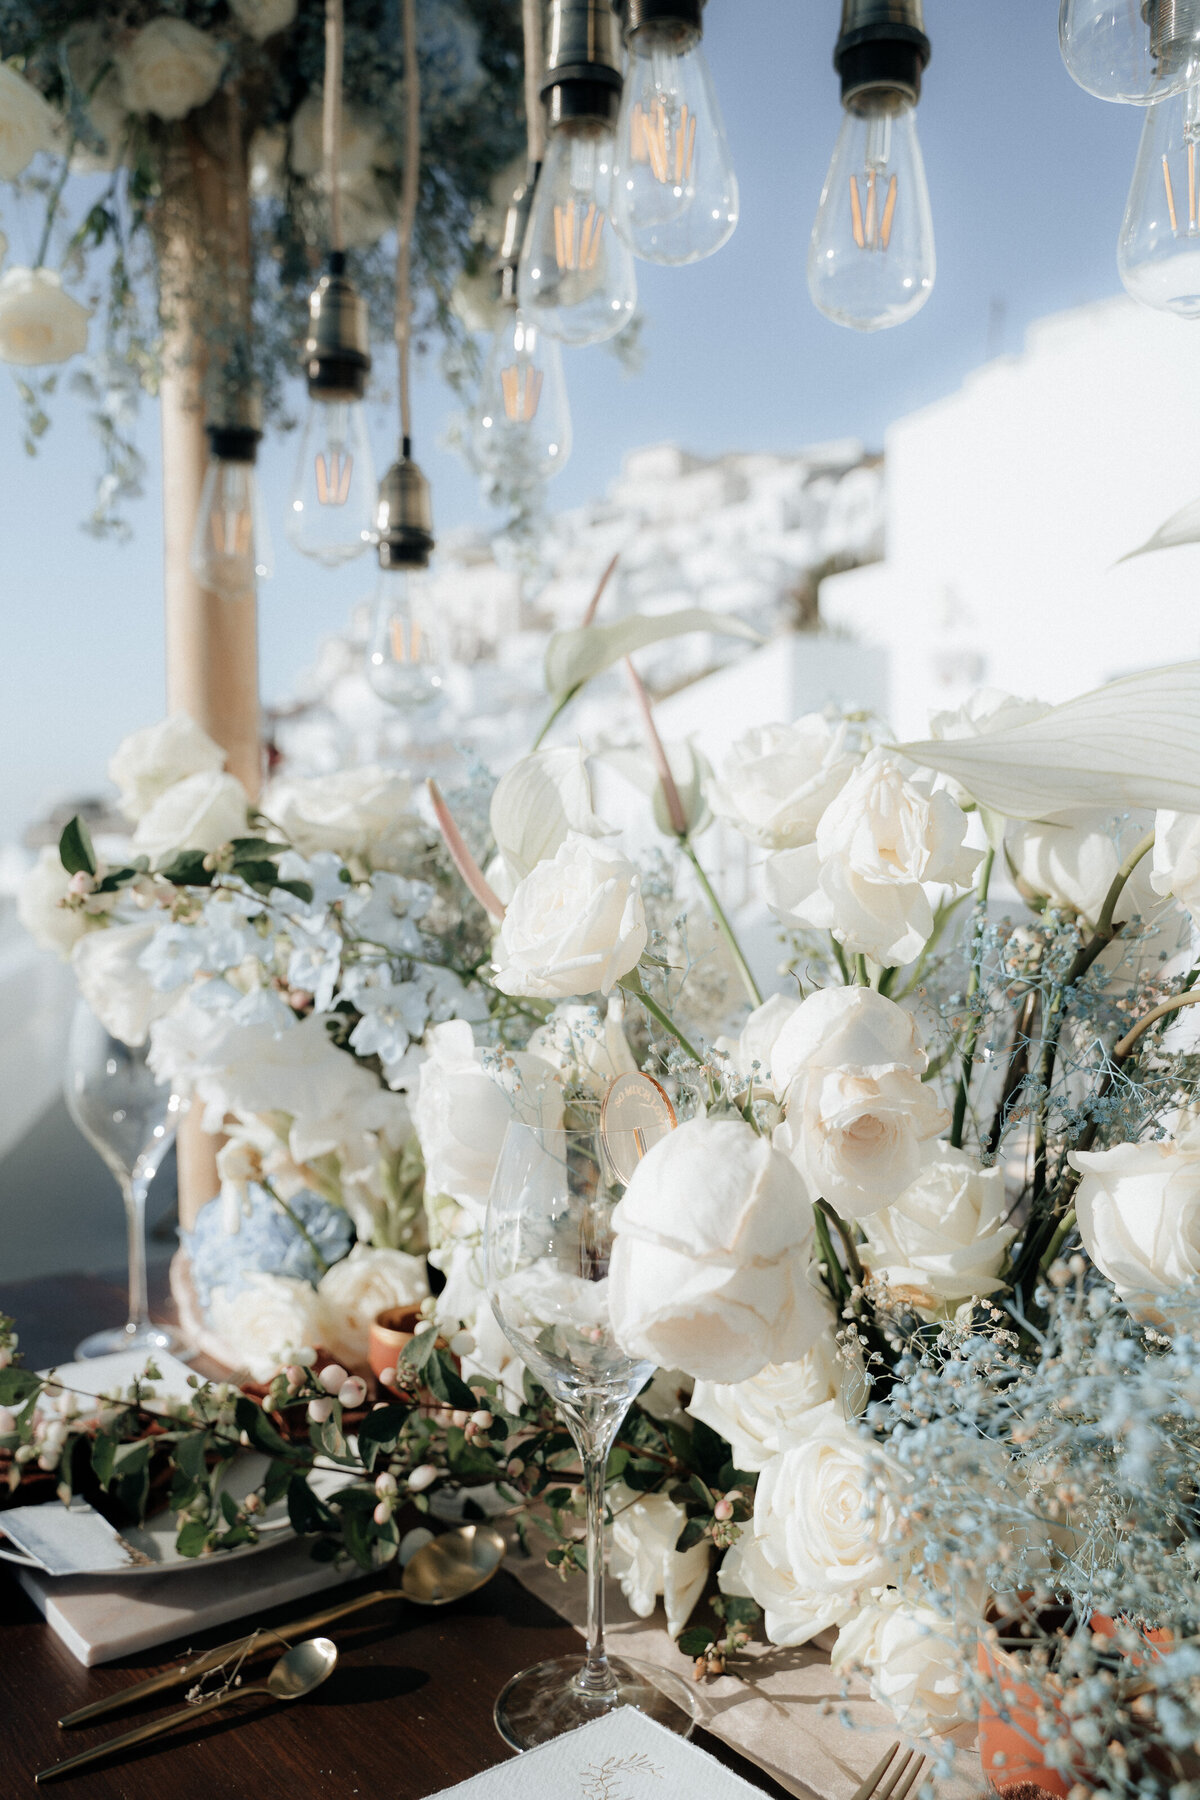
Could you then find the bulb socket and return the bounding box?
[834,0,930,108]
[494,165,540,304]
[1146,0,1200,67]
[205,389,262,462]
[542,0,623,127]
[617,0,703,48]
[303,260,371,402]
[376,445,435,569]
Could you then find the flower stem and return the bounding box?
[262,1179,331,1277]
[680,839,762,1009]
[816,1198,864,1288]
[950,844,995,1150]
[622,974,705,1066]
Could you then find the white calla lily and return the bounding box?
[489,746,610,884]
[544,608,762,700]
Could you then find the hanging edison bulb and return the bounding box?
[366,448,445,710]
[612,0,738,265]
[472,173,572,482]
[1119,77,1200,311]
[190,401,273,603]
[1060,0,1200,104]
[808,0,934,332]
[518,0,637,345]
[287,255,377,565]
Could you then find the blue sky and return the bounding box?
[0,1,1150,841]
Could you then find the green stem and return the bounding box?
[1039,1208,1077,1273]
[622,976,705,1066]
[531,685,580,751]
[681,839,762,1008]
[950,845,996,1150]
[812,1205,849,1306]
[35,145,77,269]
[853,953,869,987]
[816,1199,864,1288]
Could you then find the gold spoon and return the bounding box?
[37,1637,338,1783]
[57,1522,507,1730]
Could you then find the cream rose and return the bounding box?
[228,0,297,42]
[17,846,98,956]
[688,1336,842,1472]
[413,1019,564,1225]
[766,751,979,967]
[609,1116,830,1384]
[860,1145,1016,1310]
[108,714,225,823]
[720,1420,904,1645]
[771,988,948,1219]
[208,1272,321,1384]
[1007,806,1157,927]
[1151,809,1200,923]
[0,268,89,367]
[0,64,60,179]
[116,17,224,121]
[715,992,804,1093]
[1070,1137,1200,1301]
[72,922,176,1047]
[831,1588,973,1735]
[132,770,249,864]
[492,833,647,1002]
[315,1246,429,1367]
[490,746,610,886]
[608,1485,710,1638]
[289,92,388,178]
[708,715,857,850]
[265,766,417,868]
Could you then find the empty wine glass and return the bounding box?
[64,1000,184,1360]
[485,1119,701,1751]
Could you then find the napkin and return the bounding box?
[423,1707,769,1800]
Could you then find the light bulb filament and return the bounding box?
[849,172,899,252]
[389,616,421,662]
[212,510,252,557]
[499,362,543,423]
[629,100,696,187]
[314,450,354,507]
[553,200,606,271]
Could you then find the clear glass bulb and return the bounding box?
[1059,0,1200,104]
[189,456,273,602]
[1119,79,1200,312]
[471,308,572,481]
[807,99,935,332]
[286,396,376,566]
[517,123,637,346]
[366,564,445,710]
[612,24,738,264]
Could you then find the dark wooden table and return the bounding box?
[0,1273,789,1799]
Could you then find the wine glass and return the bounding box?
[485,1119,701,1751]
[63,1000,185,1361]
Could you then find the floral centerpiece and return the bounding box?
[11,643,1200,1787]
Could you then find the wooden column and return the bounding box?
[156,108,261,1226]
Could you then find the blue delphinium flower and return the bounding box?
[183,1184,356,1309]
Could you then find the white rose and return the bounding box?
[708,716,857,850]
[207,1272,321,1384]
[316,1246,429,1368]
[413,1019,564,1225]
[490,746,610,887]
[1070,1138,1200,1301]
[17,846,100,956]
[132,770,249,864]
[719,1421,904,1645]
[108,714,225,823]
[0,268,89,367]
[492,833,648,1001]
[527,1000,638,1099]
[265,766,416,868]
[688,1336,842,1473]
[0,64,59,179]
[289,92,389,178]
[116,17,225,121]
[1151,809,1200,924]
[72,922,176,1047]
[771,988,948,1219]
[714,992,803,1093]
[861,1145,1016,1310]
[608,1485,710,1638]
[228,0,297,42]
[831,1588,973,1735]
[609,1116,830,1384]
[1007,806,1157,927]
[766,751,979,967]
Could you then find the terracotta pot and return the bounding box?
[368,1305,423,1395]
[977,1639,1075,1798]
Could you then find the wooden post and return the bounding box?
[156,107,261,1227]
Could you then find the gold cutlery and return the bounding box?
[849,1742,929,1800]
[57,1520,505,1730]
[37,1638,337,1783]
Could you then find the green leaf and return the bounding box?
[58,815,96,878]
[262,1458,292,1509]
[273,880,314,904]
[229,838,282,858]
[677,1627,715,1657]
[215,1523,255,1549]
[544,608,763,701]
[175,1520,210,1558]
[605,1448,629,1481]
[157,849,213,886]
[688,1419,730,1484]
[233,860,282,890]
[95,866,139,894]
[674,1518,708,1553]
[174,1430,211,1482]
[422,1351,478,1413]
[714,1594,761,1629]
[0,1367,41,1407]
[401,1329,438,1375]
[220,1489,241,1527]
[287,1474,335,1536]
[688,1473,713,1507]
[234,1396,290,1457]
[90,1434,116,1487]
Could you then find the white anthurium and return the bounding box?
[544,608,763,701]
[1117,493,1200,564]
[899,660,1200,820]
[601,741,712,838]
[489,745,611,886]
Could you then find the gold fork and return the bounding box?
[849,1742,929,1800]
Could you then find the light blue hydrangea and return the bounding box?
[182,1184,356,1308]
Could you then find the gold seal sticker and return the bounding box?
[600,1072,678,1187]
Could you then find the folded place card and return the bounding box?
[423,1708,771,1800]
[0,1497,147,1576]
[38,1348,200,1409]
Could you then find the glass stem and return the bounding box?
[122,1173,151,1335]
[576,1424,619,1697]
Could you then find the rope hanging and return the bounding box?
[322,0,346,254]
[395,0,420,446]
[522,0,546,166]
